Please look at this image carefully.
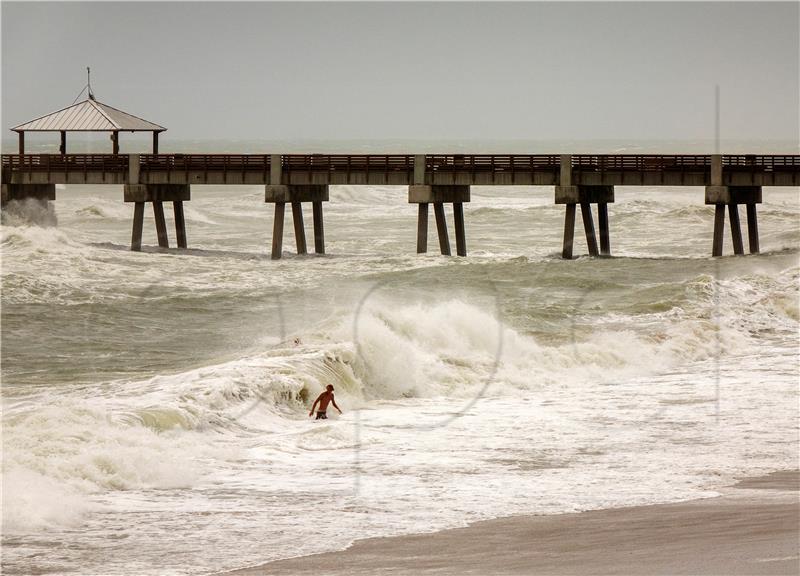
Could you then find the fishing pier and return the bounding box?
[3,153,799,258]
[2,95,799,258]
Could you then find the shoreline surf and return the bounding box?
[221,470,800,576]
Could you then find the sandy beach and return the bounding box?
[225,471,799,576]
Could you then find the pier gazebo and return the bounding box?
[11,94,165,155]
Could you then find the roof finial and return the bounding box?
[87,67,95,101]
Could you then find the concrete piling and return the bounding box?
[598,203,610,256]
[131,202,145,251]
[746,204,759,254]
[556,185,614,259]
[152,202,169,248]
[580,202,599,257]
[408,185,469,257]
[265,185,328,259]
[271,202,286,259]
[312,201,325,254]
[454,202,466,257]
[124,184,190,251]
[712,204,726,257]
[417,203,429,254]
[174,201,187,249]
[433,203,451,256]
[291,202,307,255]
[705,185,761,257]
[728,203,744,255]
[562,203,577,260]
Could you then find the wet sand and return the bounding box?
[225,471,799,576]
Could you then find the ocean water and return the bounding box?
[2,154,799,574]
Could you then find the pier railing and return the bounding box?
[722,155,800,170]
[282,154,414,179]
[3,153,799,186]
[139,154,273,181]
[140,154,271,172]
[1,153,129,174]
[571,155,711,171]
[425,155,562,171]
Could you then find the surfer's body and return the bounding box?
[309,385,342,419]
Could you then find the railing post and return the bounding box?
[270,154,282,185]
[414,155,426,185]
[711,154,723,186]
[128,154,140,185]
[560,154,572,186]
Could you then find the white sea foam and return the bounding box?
[4,280,791,534]
[0,198,58,227]
[2,398,211,532]
[1,182,798,575]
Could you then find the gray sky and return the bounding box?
[2,2,798,143]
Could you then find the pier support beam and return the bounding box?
[313,201,325,255]
[271,203,286,260]
[746,203,759,254]
[1,183,56,207]
[265,185,328,259]
[408,185,470,256]
[174,201,187,249]
[555,185,614,259]
[705,186,761,257]
[416,203,429,254]
[562,204,577,260]
[291,202,307,255]
[580,202,599,257]
[124,184,190,251]
[131,202,145,251]
[712,204,725,257]
[728,204,744,255]
[598,202,611,256]
[454,202,466,257]
[433,203,451,256]
[152,202,169,248]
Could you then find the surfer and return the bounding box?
[309,384,342,420]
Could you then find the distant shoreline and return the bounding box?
[222,470,799,576]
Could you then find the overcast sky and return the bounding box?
[2,2,798,144]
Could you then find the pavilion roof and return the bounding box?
[11,98,165,132]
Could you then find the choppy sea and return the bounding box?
[2,141,798,575]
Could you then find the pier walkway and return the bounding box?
[3,153,799,258]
